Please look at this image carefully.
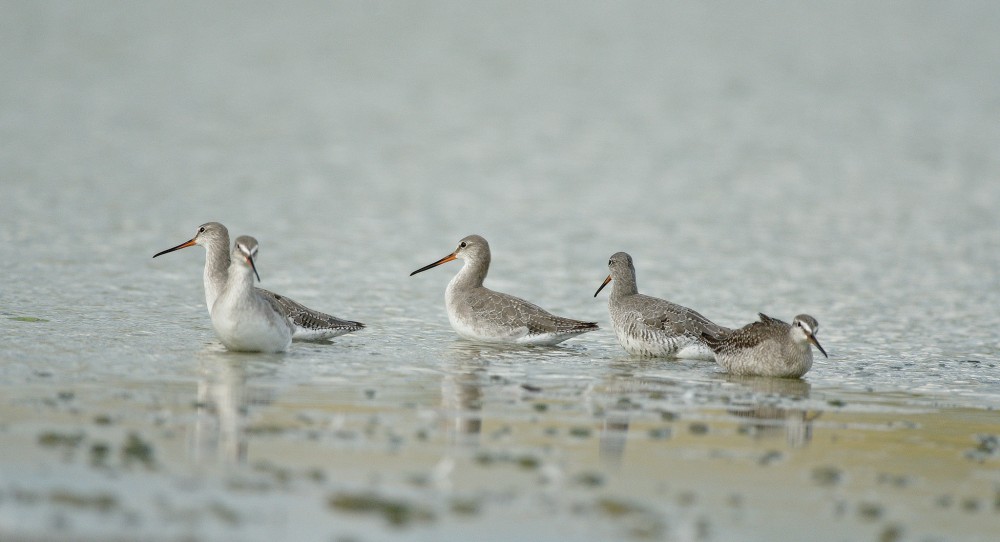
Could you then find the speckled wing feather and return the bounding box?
[467,288,598,335]
[255,290,297,334]
[756,313,784,327]
[631,294,730,339]
[258,288,365,336]
[703,313,787,353]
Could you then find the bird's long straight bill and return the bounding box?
[809,335,828,358]
[410,253,457,276]
[152,238,197,258]
[593,275,612,297]
[245,255,262,282]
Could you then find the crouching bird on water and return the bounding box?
[703,313,828,378]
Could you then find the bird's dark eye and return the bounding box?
[198,227,206,233]
[459,242,467,248]
[608,260,612,266]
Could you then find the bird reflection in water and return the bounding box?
[188,352,280,465]
[594,366,694,469]
[724,375,819,448]
[593,363,821,468]
[440,343,491,447]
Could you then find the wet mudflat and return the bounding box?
[1,342,998,541]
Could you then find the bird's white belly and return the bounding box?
[449,313,573,346]
[717,344,813,378]
[446,305,537,344]
[212,299,291,353]
[290,325,347,341]
[444,286,574,346]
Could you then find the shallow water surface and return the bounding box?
[2,349,998,541]
[2,1,1000,541]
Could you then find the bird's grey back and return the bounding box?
[259,288,365,332]
[617,293,730,338]
[463,286,598,334]
[703,313,789,353]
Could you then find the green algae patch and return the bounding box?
[473,450,542,470]
[857,501,884,522]
[594,498,666,540]
[811,466,843,487]
[9,316,49,323]
[879,524,904,542]
[688,422,709,435]
[245,424,288,435]
[596,497,658,518]
[516,454,540,470]
[37,431,85,449]
[49,490,118,513]
[93,414,114,426]
[90,442,111,467]
[573,471,605,488]
[449,497,481,516]
[121,432,155,469]
[328,491,435,527]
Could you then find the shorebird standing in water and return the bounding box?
[410,234,598,345]
[153,222,363,340]
[703,313,828,378]
[594,252,729,359]
[210,236,293,353]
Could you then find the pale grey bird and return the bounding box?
[410,234,598,345]
[594,252,729,359]
[210,236,293,353]
[153,222,363,340]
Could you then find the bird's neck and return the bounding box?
[224,261,256,296]
[788,327,812,354]
[203,241,231,309]
[611,273,639,298]
[449,256,489,290]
